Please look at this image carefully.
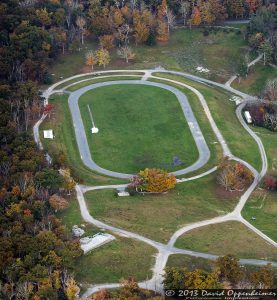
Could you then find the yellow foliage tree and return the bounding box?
[96,48,110,68]
[138,168,176,193]
[65,277,79,300]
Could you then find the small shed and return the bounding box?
[80,233,115,254]
[43,130,54,139]
[244,111,252,124]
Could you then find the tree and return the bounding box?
[264,78,277,102]
[215,255,243,285]
[49,195,69,212]
[259,40,274,65]
[65,277,79,300]
[129,168,176,193]
[250,264,274,288]
[179,0,190,25]
[184,269,222,289]
[96,48,110,68]
[86,50,97,70]
[76,16,86,45]
[224,0,244,19]
[117,46,135,63]
[156,0,169,42]
[99,35,115,50]
[246,0,262,16]
[190,6,201,26]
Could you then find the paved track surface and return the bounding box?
[68,80,210,179]
[34,69,277,298]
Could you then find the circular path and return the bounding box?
[68,80,210,179]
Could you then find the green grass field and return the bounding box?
[242,189,277,242]
[79,84,198,174]
[232,63,277,96]
[151,73,262,171]
[85,173,239,243]
[174,221,277,261]
[74,237,156,284]
[49,28,249,84]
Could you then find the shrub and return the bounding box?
[263,175,277,190]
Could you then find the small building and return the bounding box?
[72,225,85,237]
[244,111,252,124]
[43,129,54,139]
[80,233,115,254]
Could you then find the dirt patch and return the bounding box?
[79,66,92,73]
[215,185,243,200]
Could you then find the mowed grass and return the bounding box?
[85,173,239,243]
[57,196,156,284]
[40,93,125,185]
[242,189,277,242]
[152,73,262,171]
[174,221,277,261]
[79,84,198,174]
[232,63,277,96]
[74,237,156,284]
[49,28,249,83]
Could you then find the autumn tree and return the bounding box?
[99,35,115,50]
[190,6,202,26]
[156,0,169,42]
[86,50,97,70]
[215,255,244,285]
[129,168,176,193]
[117,46,135,63]
[217,159,253,192]
[250,264,274,288]
[96,48,111,68]
[49,195,69,212]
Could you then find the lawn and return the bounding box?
[73,237,156,284]
[78,84,199,174]
[85,173,239,243]
[49,28,249,84]
[174,221,277,262]
[232,63,277,96]
[57,195,156,284]
[242,189,277,243]
[40,93,125,186]
[151,73,262,171]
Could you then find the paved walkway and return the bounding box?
[34,69,277,298]
[68,80,210,179]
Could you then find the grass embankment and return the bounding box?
[49,28,248,83]
[152,73,262,171]
[85,173,239,243]
[174,221,277,261]
[79,84,198,174]
[232,63,277,96]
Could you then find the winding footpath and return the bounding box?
[34,69,277,298]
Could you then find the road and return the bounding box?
[34,69,277,298]
[68,80,210,179]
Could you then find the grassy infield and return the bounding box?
[42,28,277,283]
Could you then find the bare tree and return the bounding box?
[179,0,190,25]
[76,16,86,45]
[165,8,176,33]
